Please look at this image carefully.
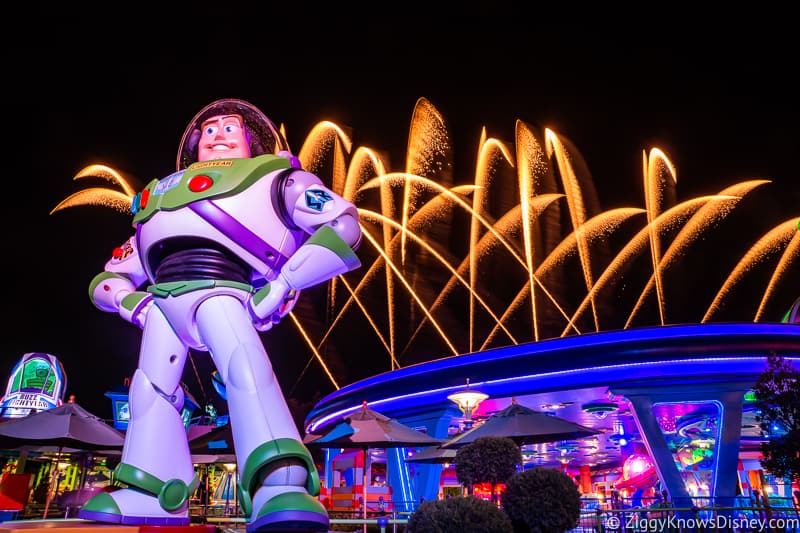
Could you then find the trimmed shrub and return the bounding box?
[500,467,581,533]
[454,436,522,499]
[406,495,513,533]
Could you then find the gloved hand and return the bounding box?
[248,273,299,332]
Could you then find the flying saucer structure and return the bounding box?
[305,322,800,507]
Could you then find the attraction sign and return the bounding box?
[0,352,67,418]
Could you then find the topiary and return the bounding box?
[454,436,522,500]
[406,495,513,533]
[500,467,581,533]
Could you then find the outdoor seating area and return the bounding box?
[0,350,797,531]
[0,410,797,531]
[0,399,125,522]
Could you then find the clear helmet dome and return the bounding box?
[176,98,289,170]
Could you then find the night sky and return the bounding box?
[4,18,799,427]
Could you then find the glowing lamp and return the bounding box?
[615,453,656,490]
[581,400,620,420]
[609,420,632,447]
[555,440,580,456]
[447,378,488,429]
[627,456,649,475]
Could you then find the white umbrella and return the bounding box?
[0,402,124,518]
[441,399,598,448]
[305,402,441,533]
[404,446,457,464]
[0,402,124,449]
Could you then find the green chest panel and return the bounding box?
[131,154,291,224]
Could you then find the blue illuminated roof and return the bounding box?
[305,323,800,432]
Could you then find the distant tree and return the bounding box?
[753,353,800,483]
[454,436,522,502]
[406,495,513,533]
[501,467,582,533]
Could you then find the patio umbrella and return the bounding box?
[0,401,125,518]
[404,446,457,464]
[441,399,599,448]
[189,422,235,456]
[304,401,442,532]
[0,402,124,449]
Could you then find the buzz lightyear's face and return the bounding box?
[197,114,251,162]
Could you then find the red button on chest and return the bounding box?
[188,175,213,192]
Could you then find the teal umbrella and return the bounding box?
[304,402,441,532]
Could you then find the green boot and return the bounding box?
[78,462,198,526]
[239,438,329,532]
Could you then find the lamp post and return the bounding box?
[447,378,488,430]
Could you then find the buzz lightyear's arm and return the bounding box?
[248,170,362,330]
[88,236,153,328]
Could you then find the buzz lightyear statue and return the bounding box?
[78,98,362,532]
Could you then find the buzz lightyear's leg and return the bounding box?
[196,295,327,533]
[78,305,197,525]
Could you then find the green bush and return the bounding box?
[753,354,800,482]
[455,436,522,499]
[500,467,581,533]
[406,495,513,533]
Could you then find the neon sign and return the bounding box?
[0,352,67,418]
